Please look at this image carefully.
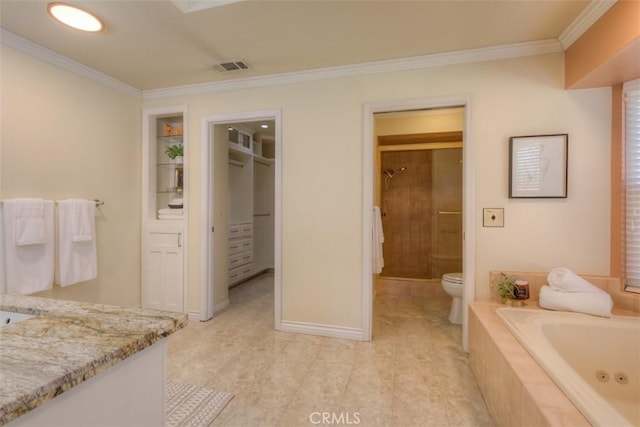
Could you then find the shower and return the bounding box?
[379,149,462,279]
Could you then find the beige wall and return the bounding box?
[144,52,611,328]
[0,45,142,306]
[0,41,612,332]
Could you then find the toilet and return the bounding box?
[441,272,463,324]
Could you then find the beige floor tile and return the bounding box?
[167,274,493,426]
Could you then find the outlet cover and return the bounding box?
[483,208,504,227]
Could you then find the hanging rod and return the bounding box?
[437,211,462,215]
[253,157,273,166]
[0,199,105,207]
[228,159,244,168]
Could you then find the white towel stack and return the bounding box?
[56,199,98,287]
[158,198,184,220]
[158,207,183,220]
[539,268,613,317]
[372,206,384,274]
[1,198,55,294]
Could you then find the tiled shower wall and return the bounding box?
[380,149,462,279]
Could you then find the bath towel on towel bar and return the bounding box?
[1,198,55,294]
[56,199,97,286]
[373,206,384,274]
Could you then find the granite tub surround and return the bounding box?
[0,294,188,426]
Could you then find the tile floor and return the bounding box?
[166,274,493,426]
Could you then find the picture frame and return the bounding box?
[509,134,568,198]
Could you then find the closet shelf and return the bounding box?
[228,142,252,156]
[157,136,183,143]
[253,156,274,166]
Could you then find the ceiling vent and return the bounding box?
[213,61,250,72]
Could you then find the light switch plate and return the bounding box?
[483,208,504,227]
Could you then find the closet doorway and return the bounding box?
[200,110,282,327]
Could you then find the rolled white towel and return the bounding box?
[547,268,604,293]
[539,285,613,318]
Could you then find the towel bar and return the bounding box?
[0,199,105,207]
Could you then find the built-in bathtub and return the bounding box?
[497,307,639,427]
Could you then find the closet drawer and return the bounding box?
[229,263,253,285]
[229,223,253,239]
[238,223,253,237]
[229,251,253,269]
[228,237,252,255]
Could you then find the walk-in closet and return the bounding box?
[226,122,275,287]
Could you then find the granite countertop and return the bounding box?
[0,294,188,425]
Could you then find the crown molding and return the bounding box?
[143,39,563,100]
[1,28,141,100]
[0,25,562,102]
[558,0,617,50]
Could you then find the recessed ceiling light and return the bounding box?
[261,124,269,129]
[47,2,104,33]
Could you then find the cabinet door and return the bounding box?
[143,228,183,312]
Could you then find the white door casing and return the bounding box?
[362,96,474,351]
[200,110,282,326]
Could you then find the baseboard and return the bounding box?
[189,298,230,322]
[187,311,201,321]
[213,298,230,314]
[279,320,365,341]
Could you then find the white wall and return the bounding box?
[144,52,611,328]
[0,45,142,306]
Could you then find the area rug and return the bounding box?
[166,381,234,427]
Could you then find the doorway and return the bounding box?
[200,110,282,329]
[363,97,474,351]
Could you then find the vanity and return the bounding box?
[0,294,187,426]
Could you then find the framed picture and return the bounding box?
[509,134,568,198]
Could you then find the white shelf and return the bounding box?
[228,141,252,156]
[253,155,274,166]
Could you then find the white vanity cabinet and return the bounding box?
[141,107,187,313]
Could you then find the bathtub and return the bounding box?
[497,307,640,427]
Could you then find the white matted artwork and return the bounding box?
[509,134,568,198]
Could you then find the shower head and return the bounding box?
[384,167,407,178]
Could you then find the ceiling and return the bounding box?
[0,0,592,91]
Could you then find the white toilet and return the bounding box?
[441,272,463,324]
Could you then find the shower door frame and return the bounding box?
[362,96,475,352]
